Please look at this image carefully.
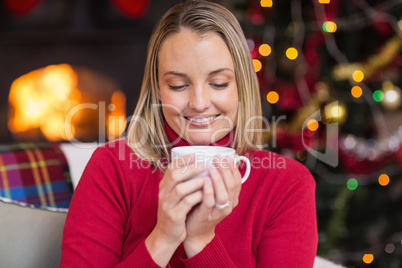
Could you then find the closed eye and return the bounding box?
[168,85,187,90]
[211,83,229,89]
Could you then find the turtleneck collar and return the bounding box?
[164,121,235,148]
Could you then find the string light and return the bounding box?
[373,90,384,102]
[267,91,279,104]
[385,244,395,254]
[347,178,358,191]
[382,85,401,110]
[259,44,272,56]
[378,174,390,186]
[352,70,364,82]
[307,119,319,131]
[253,59,262,72]
[326,103,346,123]
[260,0,273,8]
[362,254,374,264]
[286,47,298,60]
[351,86,362,98]
[323,21,337,33]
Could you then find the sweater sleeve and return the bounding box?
[60,146,161,268]
[179,235,236,267]
[256,161,318,267]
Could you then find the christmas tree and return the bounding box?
[240,0,402,267]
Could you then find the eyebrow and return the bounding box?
[163,68,234,77]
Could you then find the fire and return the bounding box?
[8,64,126,142]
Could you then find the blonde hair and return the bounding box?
[126,0,262,168]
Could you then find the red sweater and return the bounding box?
[61,131,317,267]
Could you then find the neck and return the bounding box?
[164,122,235,148]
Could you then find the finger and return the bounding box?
[216,157,241,207]
[219,157,237,189]
[209,165,229,205]
[228,159,242,206]
[174,189,204,216]
[161,162,208,197]
[165,177,205,208]
[198,177,215,215]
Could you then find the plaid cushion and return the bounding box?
[0,143,73,208]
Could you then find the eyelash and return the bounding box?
[211,83,229,89]
[168,85,187,90]
[167,83,230,91]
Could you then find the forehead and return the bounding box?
[157,29,234,72]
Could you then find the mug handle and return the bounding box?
[235,156,251,184]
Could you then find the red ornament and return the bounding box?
[111,0,150,19]
[4,0,43,16]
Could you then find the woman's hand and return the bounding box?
[183,157,242,257]
[145,154,208,267]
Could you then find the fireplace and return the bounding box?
[0,0,183,143]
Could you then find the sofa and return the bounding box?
[0,142,344,268]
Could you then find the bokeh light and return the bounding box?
[253,59,262,72]
[259,44,272,56]
[319,0,330,3]
[260,0,273,8]
[307,119,319,131]
[373,90,384,102]
[352,70,364,82]
[385,244,395,254]
[267,91,279,104]
[286,47,298,60]
[351,86,362,98]
[347,178,358,191]
[378,174,390,186]
[323,21,337,32]
[362,254,374,264]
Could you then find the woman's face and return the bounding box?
[158,29,238,145]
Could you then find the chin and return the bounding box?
[185,133,215,145]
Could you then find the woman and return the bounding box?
[61,1,318,267]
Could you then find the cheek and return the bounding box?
[160,95,185,116]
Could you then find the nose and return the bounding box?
[188,84,210,112]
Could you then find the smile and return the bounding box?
[184,115,220,126]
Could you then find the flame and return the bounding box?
[107,90,127,140]
[8,64,126,141]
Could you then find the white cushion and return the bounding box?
[59,143,100,189]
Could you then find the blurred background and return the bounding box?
[0,0,401,267]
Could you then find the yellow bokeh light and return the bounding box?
[330,105,344,118]
[351,86,363,98]
[323,21,337,33]
[259,44,272,56]
[286,47,298,60]
[378,174,390,186]
[307,119,319,131]
[362,254,374,264]
[253,59,262,72]
[353,70,364,82]
[266,91,279,104]
[260,0,273,7]
[319,0,330,3]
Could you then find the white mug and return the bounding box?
[171,146,251,184]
